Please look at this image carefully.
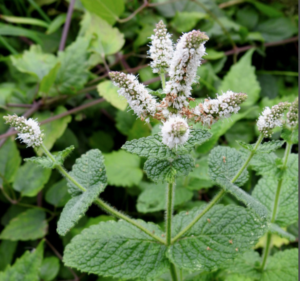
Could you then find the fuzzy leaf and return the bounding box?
[0,209,47,241]
[25,146,74,169]
[237,140,285,153]
[144,155,195,183]
[63,220,169,279]
[0,241,44,281]
[208,146,248,186]
[268,223,296,241]
[252,177,298,226]
[57,150,107,236]
[168,205,266,271]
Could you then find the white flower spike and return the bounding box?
[286,98,298,128]
[149,20,173,74]
[161,116,190,149]
[3,115,44,147]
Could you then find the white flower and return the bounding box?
[110,72,158,119]
[149,21,173,74]
[3,115,43,147]
[161,116,189,149]
[257,102,290,137]
[286,98,298,127]
[163,30,209,110]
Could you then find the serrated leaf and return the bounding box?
[144,155,194,183]
[168,205,266,271]
[252,177,298,226]
[25,146,74,169]
[0,209,47,241]
[268,223,296,241]
[104,150,143,187]
[45,179,71,207]
[0,139,21,185]
[64,220,169,279]
[208,146,248,186]
[57,150,107,236]
[137,182,193,213]
[39,256,60,281]
[0,241,44,281]
[97,80,127,110]
[250,153,280,177]
[12,162,51,197]
[237,140,285,153]
[286,153,298,180]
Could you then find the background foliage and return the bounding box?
[0,0,298,280]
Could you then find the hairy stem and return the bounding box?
[260,142,292,270]
[169,262,179,281]
[41,144,166,245]
[166,182,175,245]
[171,134,264,243]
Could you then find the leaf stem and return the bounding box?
[171,134,264,243]
[40,143,166,245]
[260,142,292,270]
[166,182,175,245]
[160,73,166,89]
[169,262,179,281]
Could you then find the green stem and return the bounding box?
[260,142,292,270]
[160,73,166,89]
[41,144,166,245]
[171,134,264,244]
[169,263,179,281]
[166,182,175,245]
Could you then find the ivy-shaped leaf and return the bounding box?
[57,149,107,236]
[168,205,266,272]
[25,146,74,169]
[237,140,285,153]
[144,155,195,183]
[63,220,169,280]
[208,146,249,186]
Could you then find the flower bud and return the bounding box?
[286,98,298,127]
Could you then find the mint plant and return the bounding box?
[2,21,298,281]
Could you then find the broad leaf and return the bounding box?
[208,146,248,186]
[45,179,71,207]
[104,150,143,187]
[97,80,127,110]
[218,49,260,107]
[25,146,74,169]
[0,209,47,241]
[0,241,44,281]
[250,153,280,177]
[63,220,169,279]
[13,162,51,197]
[268,223,296,241]
[39,256,60,281]
[252,177,298,226]
[236,140,285,153]
[171,11,207,33]
[144,155,194,183]
[168,205,266,271]
[57,149,107,236]
[0,240,18,271]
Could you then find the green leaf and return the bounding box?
[34,106,72,155]
[80,0,124,25]
[236,6,259,30]
[39,62,61,96]
[57,150,107,235]
[46,14,67,34]
[0,15,49,28]
[39,256,60,281]
[218,49,260,107]
[13,162,51,197]
[252,177,298,226]
[0,241,44,281]
[0,209,48,241]
[208,146,248,186]
[116,110,136,136]
[237,140,285,153]
[81,12,125,56]
[25,146,75,169]
[144,155,195,183]
[45,179,71,207]
[104,150,143,187]
[268,223,296,241]
[250,153,279,177]
[137,182,193,213]
[53,37,90,95]
[286,153,298,180]
[97,80,127,110]
[0,139,21,185]
[183,129,212,150]
[0,240,18,271]
[281,127,298,144]
[170,11,207,33]
[63,220,169,279]
[11,45,57,81]
[168,205,266,271]
[248,0,283,18]
[89,131,114,152]
[127,118,152,140]
[203,49,225,60]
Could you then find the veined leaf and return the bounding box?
[236,140,285,153]
[268,223,296,241]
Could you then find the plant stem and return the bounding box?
[59,0,75,51]
[166,182,175,245]
[160,73,166,89]
[171,134,264,244]
[41,144,166,245]
[260,142,292,270]
[169,262,179,281]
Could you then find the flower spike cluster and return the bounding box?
[193,91,247,126]
[161,116,189,149]
[149,20,173,74]
[286,98,298,128]
[162,30,209,111]
[110,72,158,121]
[3,115,43,147]
[257,102,290,137]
